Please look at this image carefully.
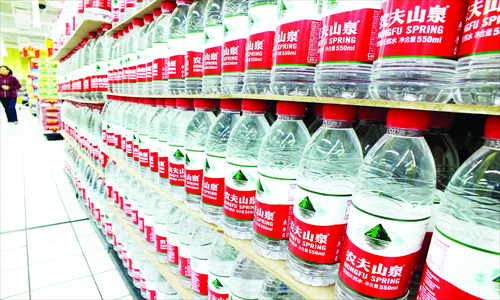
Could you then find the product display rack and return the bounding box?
[59,97,107,105]
[107,0,166,35]
[61,131,106,178]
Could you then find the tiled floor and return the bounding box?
[1,106,132,299]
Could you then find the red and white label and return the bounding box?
[139,215,145,233]
[222,162,259,220]
[186,32,204,78]
[203,24,223,76]
[222,15,247,73]
[153,43,169,81]
[245,3,277,70]
[168,38,186,80]
[154,222,168,253]
[274,19,322,66]
[179,243,191,278]
[139,146,150,167]
[208,271,230,300]
[166,231,179,265]
[158,141,169,178]
[191,255,209,295]
[185,150,205,196]
[106,222,113,236]
[144,215,155,243]
[146,279,156,300]
[169,146,186,186]
[201,176,225,207]
[376,0,467,60]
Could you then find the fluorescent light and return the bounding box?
[32,1,41,28]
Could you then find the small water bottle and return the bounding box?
[166,206,185,275]
[190,224,218,299]
[201,0,225,94]
[178,215,200,288]
[208,234,239,300]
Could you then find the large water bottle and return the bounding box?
[185,0,209,95]
[314,0,382,99]
[138,98,158,178]
[114,97,131,159]
[287,104,362,286]
[201,0,224,94]
[138,182,149,238]
[132,248,147,289]
[82,32,98,100]
[178,214,199,288]
[335,108,435,300]
[168,98,195,201]
[222,99,270,239]
[130,176,142,231]
[416,116,500,300]
[111,30,124,93]
[155,99,178,188]
[166,207,185,275]
[207,234,238,300]
[229,253,268,300]
[145,9,164,95]
[144,189,162,252]
[139,252,149,299]
[91,24,113,102]
[370,0,468,103]
[133,99,148,171]
[354,107,388,157]
[145,259,160,300]
[154,197,175,263]
[148,99,167,182]
[120,25,133,94]
[184,99,216,211]
[190,224,218,299]
[121,97,138,164]
[201,99,241,225]
[152,2,178,95]
[107,32,119,94]
[136,14,154,95]
[126,19,145,95]
[270,0,322,96]
[252,101,309,260]
[85,0,112,22]
[259,274,304,300]
[243,0,278,95]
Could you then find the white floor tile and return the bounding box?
[84,249,116,275]
[0,231,26,251]
[28,255,91,290]
[1,205,26,219]
[0,267,29,299]
[77,234,105,253]
[0,247,28,272]
[26,210,69,228]
[71,220,95,237]
[3,292,30,299]
[0,216,26,233]
[28,237,82,265]
[93,269,130,300]
[25,185,59,197]
[25,201,66,217]
[30,275,101,300]
[24,193,61,206]
[66,208,88,221]
[0,197,25,208]
[27,223,75,245]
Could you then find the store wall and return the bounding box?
[2,47,32,80]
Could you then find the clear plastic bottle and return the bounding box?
[154,197,175,263]
[161,279,181,299]
[132,248,147,289]
[178,215,199,288]
[190,224,218,299]
[243,0,278,95]
[287,104,362,286]
[252,101,309,260]
[185,0,209,95]
[111,30,125,94]
[156,99,178,189]
[124,0,136,19]
[168,98,195,201]
[138,98,158,178]
[354,107,388,157]
[201,0,225,94]
[369,1,468,103]
[120,25,133,94]
[119,97,135,164]
[130,176,142,231]
[335,109,435,300]
[148,99,167,183]
[136,14,154,95]
[184,99,216,211]
[91,24,113,102]
[229,253,268,300]
[314,0,382,99]
[416,116,500,300]
[270,0,322,96]
[201,99,241,225]
[138,182,149,238]
[306,104,323,135]
[145,259,160,300]
[259,274,304,300]
[114,97,131,159]
[144,189,162,252]
[222,99,270,239]
[166,207,185,275]
[139,252,149,299]
[146,9,164,95]
[133,99,148,171]
[126,19,145,95]
[207,234,239,300]
[82,32,98,100]
[156,273,168,300]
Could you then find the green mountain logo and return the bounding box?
[173,149,184,162]
[96,64,101,71]
[212,278,223,288]
[204,159,210,172]
[298,196,316,219]
[256,178,264,197]
[364,224,392,250]
[232,170,248,186]
[185,154,191,166]
[493,275,500,283]
[223,23,229,33]
[278,0,287,13]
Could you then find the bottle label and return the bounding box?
[133,267,141,281]
[132,207,139,225]
[208,271,230,300]
[179,243,191,278]
[125,200,132,217]
[140,275,147,291]
[115,132,122,150]
[222,162,258,220]
[376,0,467,60]
[139,135,150,167]
[149,138,159,173]
[274,19,322,66]
[185,149,205,195]
[146,47,154,82]
[168,145,185,186]
[319,8,380,64]
[101,152,109,168]
[191,255,209,295]
[338,201,428,299]
[106,222,113,236]
[246,3,277,70]
[459,1,500,57]
[201,155,226,207]
[120,195,125,210]
[146,279,156,300]
[137,49,147,82]
[133,133,140,162]
[139,214,145,232]
[186,32,204,78]
[222,16,248,74]
[203,25,224,76]
[417,227,499,300]
[91,0,111,10]
[158,141,169,178]
[230,291,257,300]
[288,185,351,264]
[166,231,179,264]
[153,43,169,81]
[168,38,186,80]
[154,222,168,253]
[144,214,155,243]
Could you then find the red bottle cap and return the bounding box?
[118,30,124,37]
[102,24,112,31]
[144,14,154,23]
[132,97,139,103]
[156,99,166,106]
[144,98,155,105]
[165,99,176,107]
[113,33,118,39]
[88,32,97,38]
[322,104,357,122]
[123,27,129,34]
[276,101,306,116]
[176,98,194,108]
[315,104,323,116]
[161,1,177,12]
[386,109,431,131]
[153,8,162,17]
[97,28,103,34]
[242,99,266,112]
[220,99,241,111]
[484,116,500,140]
[194,99,213,109]
[128,23,134,30]
[358,107,388,121]
[132,18,144,27]
[178,0,194,4]
[429,112,455,128]
[139,98,146,104]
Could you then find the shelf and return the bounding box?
[53,19,111,61]
[59,97,107,105]
[109,205,191,299]
[106,93,500,116]
[107,0,166,36]
[104,151,223,233]
[62,131,106,178]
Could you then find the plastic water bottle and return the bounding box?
[83,32,98,100]
[139,253,149,299]
[144,189,162,253]
[202,0,224,94]
[92,24,113,102]
[130,177,142,231]
[136,14,154,95]
[168,98,195,201]
[156,99,178,189]
[138,182,149,238]
[123,97,140,164]
[146,9,164,95]
[111,30,125,93]
[153,2,178,95]
[126,19,145,95]
[156,273,168,300]
[148,99,167,183]
[114,97,130,159]
[252,101,309,260]
[190,224,218,299]
[133,99,148,171]
[178,215,199,288]
[108,33,119,94]
[335,108,435,300]
[270,0,322,96]
[145,259,160,300]
[185,0,209,95]
[370,1,468,103]
[132,248,147,289]
[314,0,382,99]
[207,233,238,300]
[154,196,174,263]
[243,0,278,94]
[287,104,362,286]
[167,0,193,95]
[120,25,134,94]
[160,279,180,300]
[417,116,500,300]
[184,99,216,211]
[124,174,136,224]
[229,253,268,300]
[138,98,159,178]
[166,207,185,275]
[201,99,241,225]
[306,104,323,135]
[259,274,304,300]
[354,107,388,157]
[222,99,270,239]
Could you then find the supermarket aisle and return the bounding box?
[0,107,132,300]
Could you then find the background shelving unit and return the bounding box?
[59,97,107,105]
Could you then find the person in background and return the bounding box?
[0,65,22,124]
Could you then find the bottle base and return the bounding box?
[185,197,200,211]
[156,252,169,264]
[179,275,191,289]
[159,178,170,193]
[286,251,337,286]
[454,85,500,106]
[168,263,179,275]
[145,241,155,253]
[251,232,287,260]
[314,82,370,99]
[169,185,185,202]
[369,82,454,103]
[200,204,222,226]
[222,217,253,239]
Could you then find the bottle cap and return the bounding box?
[322,104,357,122]
[113,33,118,39]
[132,97,139,103]
[139,98,146,104]
[178,0,194,4]
[386,109,431,131]
[429,112,455,128]
[144,98,155,105]
[133,18,144,27]
[315,104,323,116]
[144,14,154,23]
[358,107,388,121]
[156,99,166,106]
[176,98,193,108]
[161,1,177,12]
[126,97,133,102]
[194,99,213,109]
[153,8,162,17]
[97,28,103,34]
[484,116,500,140]
[102,24,112,31]
[242,99,266,112]
[276,101,306,116]
[118,30,124,37]
[165,99,176,107]
[123,27,129,34]
[128,23,134,30]
[221,99,241,111]
[88,32,97,38]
